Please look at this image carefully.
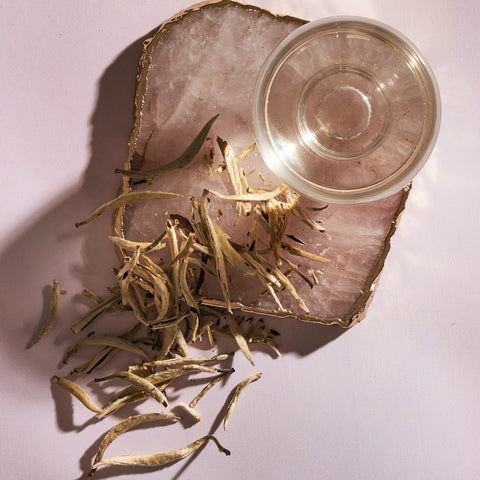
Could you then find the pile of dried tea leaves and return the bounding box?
[40,116,329,478]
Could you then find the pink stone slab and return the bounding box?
[114,0,409,327]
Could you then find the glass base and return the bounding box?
[297,66,391,160]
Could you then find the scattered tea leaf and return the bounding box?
[71,293,121,334]
[81,288,103,305]
[226,314,254,366]
[91,434,230,473]
[179,258,200,313]
[75,191,182,227]
[97,390,149,419]
[266,197,291,262]
[197,190,231,313]
[108,235,167,253]
[208,184,288,202]
[282,243,330,263]
[291,202,325,232]
[177,402,202,422]
[115,115,219,180]
[214,142,256,173]
[213,223,256,277]
[252,253,309,312]
[72,346,119,376]
[224,372,261,430]
[143,353,230,370]
[145,365,221,385]
[31,280,62,346]
[189,374,226,409]
[52,376,101,414]
[79,336,150,361]
[308,268,320,285]
[235,143,256,163]
[96,370,169,407]
[93,412,179,466]
[43,118,333,478]
[155,324,177,360]
[66,324,140,373]
[217,136,243,212]
[174,327,189,357]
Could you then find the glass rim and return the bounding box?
[252,16,441,204]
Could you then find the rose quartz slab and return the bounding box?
[116,1,409,327]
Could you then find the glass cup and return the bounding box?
[253,16,441,204]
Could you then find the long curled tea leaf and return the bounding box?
[208,184,288,202]
[75,191,182,227]
[93,413,179,465]
[31,280,62,345]
[291,203,325,232]
[52,376,101,413]
[226,315,254,366]
[79,336,150,361]
[98,371,169,407]
[71,293,121,333]
[197,190,231,312]
[97,391,149,419]
[224,372,261,430]
[189,374,226,409]
[115,114,219,180]
[108,235,167,253]
[91,434,230,473]
[143,353,231,369]
[282,243,330,263]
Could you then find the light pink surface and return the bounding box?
[1,1,479,479]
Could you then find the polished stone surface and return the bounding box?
[123,3,407,325]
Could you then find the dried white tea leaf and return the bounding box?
[81,288,103,305]
[208,184,288,202]
[93,412,179,465]
[176,402,202,423]
[108,235,167,253]
[224,372,262,430]
[90,434,230,473]
[52,376,101,414]
[96,370,169,407]
[75,191,182,227]
[31,280,63,345]
[115,115,219,181]
[78,336,150,361]
[143,353,231,369]
[196,190,231,312]
[71,293,122,333]
[226,314,254,366]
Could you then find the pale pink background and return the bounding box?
[1,1,479,479]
